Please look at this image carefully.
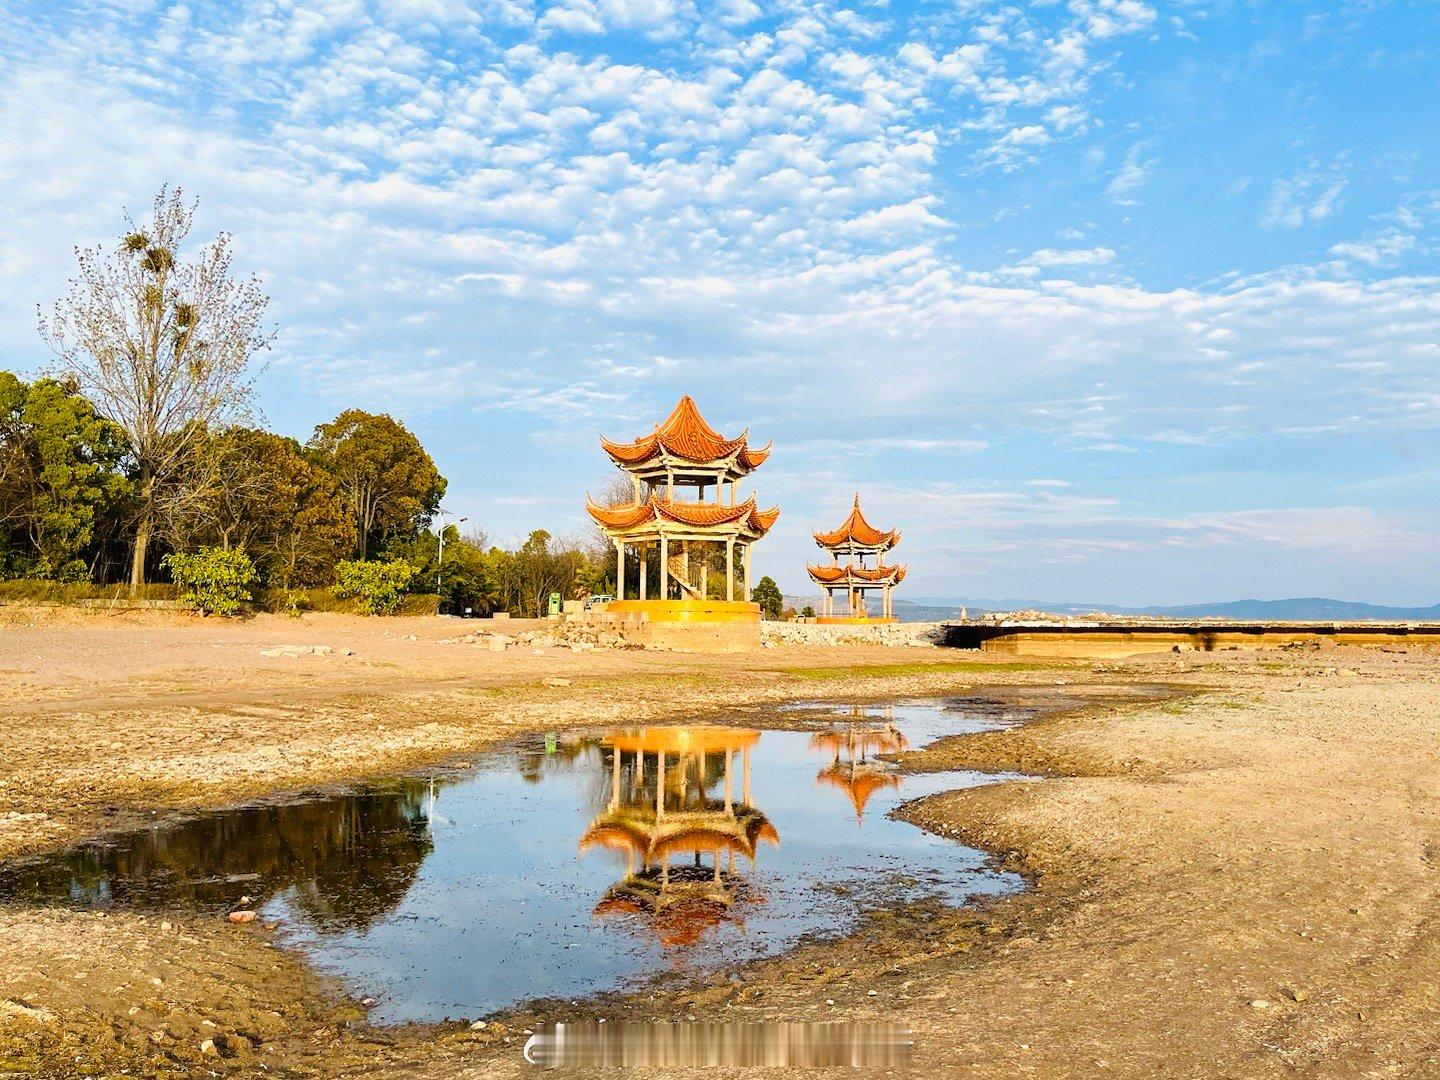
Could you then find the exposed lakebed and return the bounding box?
[0,699,1026,1023]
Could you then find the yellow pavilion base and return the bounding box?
[815,616,898,625]
[604,599,761,624]
[583,600,761,652]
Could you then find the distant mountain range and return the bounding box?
[896,596,1440,622]
[784,593,1440,622]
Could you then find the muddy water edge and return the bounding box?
[0,681,1178,1075]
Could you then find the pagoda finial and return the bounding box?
[853,492,861,508]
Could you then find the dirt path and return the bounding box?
[4,611,1440,1076]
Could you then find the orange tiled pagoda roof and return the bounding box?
[813,494,900,550]
[816,765,900,823]
[806,562,907,586]
[601,395,773,470]
[587,494,780,536]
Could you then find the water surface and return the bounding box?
[0,699,1023,1023]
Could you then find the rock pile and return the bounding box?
[258,644,348,659]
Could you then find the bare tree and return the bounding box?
[39,187,271,589]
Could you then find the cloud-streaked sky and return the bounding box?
[2,0,1437,604]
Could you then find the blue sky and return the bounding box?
[1,0,1437,604]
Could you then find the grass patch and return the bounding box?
[0,580,177,603]
[0,579,439,617]
[781,659,1055,680]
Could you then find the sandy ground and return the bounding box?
[3,608,1440,1077]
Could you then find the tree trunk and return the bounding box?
[130,510,152,593]
[129,471,155,593]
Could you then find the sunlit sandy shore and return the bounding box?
[3,607,1439,1076]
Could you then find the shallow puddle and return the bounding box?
[0,699,1024,1023]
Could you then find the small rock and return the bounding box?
[470,1020,488,1030]
[227,910,257,924]
[0,1000,57,1023]
[160,920,172,931]
[544,678,573,687]
[1249,999,1270,1010]
[200,1038,219,1056]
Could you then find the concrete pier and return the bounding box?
[941,620,1440,658]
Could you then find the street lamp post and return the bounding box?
[435,510,468,613]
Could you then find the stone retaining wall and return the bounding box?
[760,621,942,648]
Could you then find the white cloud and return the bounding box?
[1261,160,1350,230]
[1105,143,1155,205]
[1023,246,1116,267]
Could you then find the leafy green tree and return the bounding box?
[39,187,271,590]
[335,558,416,614]
[800,605,816,618]
[160,427,350,587]
[751,575,784,620]
[0,372,130,580]
[308,410,446,560]
[163,547,257,615]
[381,526,499,615]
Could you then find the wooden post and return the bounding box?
[742,747,751,805]
[726,540,734,602]
[724,748,733,813]
[656,750,665,818]
[659,535,669,599]
[639,542,648,600]
[743,543,752,599]
[615,541,624,600]
[611,746,621,807]
[681,540,689,595]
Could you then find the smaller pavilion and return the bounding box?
[810,707,910,823]
[807,495,907,623]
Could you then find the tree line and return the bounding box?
[1,187,611,615]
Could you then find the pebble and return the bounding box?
[227,910,257,924]
[200,1038,219,1056]
[470,1020,488,1030]
[1249,999,1270,1010]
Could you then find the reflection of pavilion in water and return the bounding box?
[810,706,910,824]
[579,727,778,947]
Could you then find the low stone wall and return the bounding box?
[760,621,942,648]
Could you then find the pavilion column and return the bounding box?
[742,747,752,805]
[611,746,621,807]
[656,750,666,818]
[615,541,624,600]
[725,540,734,602]
[743,544,752,599]
[681,541,689,595]
[724,749,733,813]
[659,535,669,599]
[639,542,648,600]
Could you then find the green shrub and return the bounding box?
[333,558,416,615]
[162,548,258,616]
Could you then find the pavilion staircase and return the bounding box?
[666,554,705,600]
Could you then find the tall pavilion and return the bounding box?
[807,494,906,622]
[587,396,779,619]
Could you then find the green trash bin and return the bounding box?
[547,592,562,617]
